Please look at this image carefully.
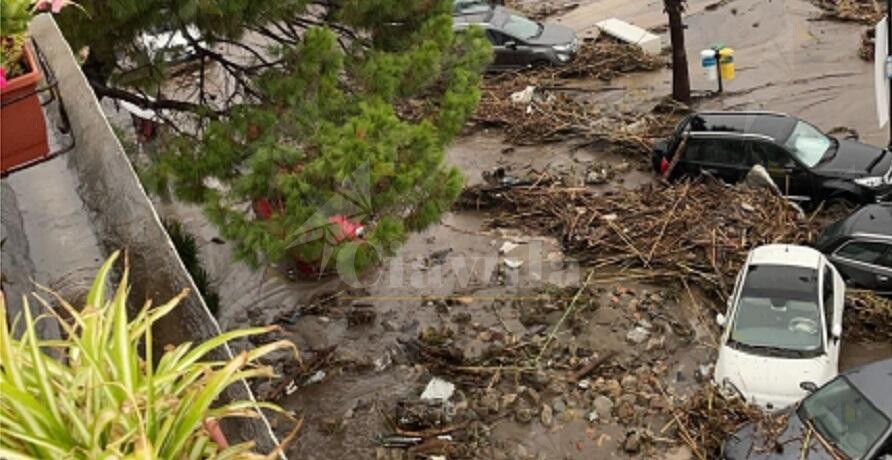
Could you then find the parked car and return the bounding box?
[816,204,892,294]
[453,6,579,69]
[652,112,892,206]
[723,358,892,460]
[713,244,846,411]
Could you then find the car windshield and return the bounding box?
[501,13,541,39]
[784,121,832,168]
[729,265,823,354]
[798,377,890,459]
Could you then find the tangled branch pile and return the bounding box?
[810,0,883,23]
[844,291,892,342]
[505,0,580,20]
[473,42,671,146]
[459,179,819,304]
[860,27,875,61]
[669,386,783,459]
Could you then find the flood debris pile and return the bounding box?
[460,179,818,305]
[473,42,669,146]
[669,385,783,460]
[810,0,883,23]
[844,291,892,342]
[505,0,580,20]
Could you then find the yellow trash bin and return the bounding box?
[719,47,735,81]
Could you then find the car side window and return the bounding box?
[822,266,833,334]
[835,241,888,265]
[486,29,507,46]
[707,139,746,165]
[750,141,793,169]
[877,244,892,269]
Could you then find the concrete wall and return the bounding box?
[20,14,282,455]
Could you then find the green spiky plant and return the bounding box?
[0,251,299,459]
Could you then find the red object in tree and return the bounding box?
[660,157,670,176]
[328,215,364,243]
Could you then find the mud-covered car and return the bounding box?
[453,6,579,69]
[652,112,892,206]
[714,245,846,411]
[816,204,892,295]
[723,358,892,460]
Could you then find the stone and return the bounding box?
[478,390,500,415]
[586,410,599,423]
[514,402,534,424]
[621,374,638,391]
[603,379,623,398]
[593,395,614,420]
[645,335,666,351]
[626,326,650,344]
[540,403,554,427]
[623,430,642,453]
[551,397,566,413]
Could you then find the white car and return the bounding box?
[713,244,846,411]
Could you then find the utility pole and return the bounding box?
[664,0,691,105]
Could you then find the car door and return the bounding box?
[821,264,842,370]
[486,29,515,68]
[682,136,748,183]
[829,239,892,292]
[749,140,814,202]
[485,29,531,68]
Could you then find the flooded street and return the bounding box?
[3,0,887,459]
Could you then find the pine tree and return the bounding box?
[59,1,491,272]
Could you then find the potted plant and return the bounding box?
[0,0,72,174]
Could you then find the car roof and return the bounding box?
[453,5,512,28]
[749,244,823,269]
[686,112,799,142]
[838,204,892,239]
[843,358,892,416]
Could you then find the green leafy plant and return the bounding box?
[0,251,298,459]
[1,0,78,83]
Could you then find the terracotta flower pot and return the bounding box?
[1,43,49,174]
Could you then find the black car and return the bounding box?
[815,204,892,294]
[723,358,892,460]
[652,112,892,205]
[452,6,579,69]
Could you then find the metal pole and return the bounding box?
[717,55,723,94]
[888,0,891,146]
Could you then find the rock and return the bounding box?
[478,390,500,415]
[593,395,614,420]
[540,403,554,427]
[520,386,541,405]
[645,335,666,351]
[552,397,566,413]
[586,410,599,423]
[531,371,551,388]
[623,430,642,453]
[603,379,623,398]
[501,392,519,408]
[452,311,472,324]
[381,319,399,332]
[626,326,650,344]
[577,378,591,390]
[514,401,534,424]
[621,374,638,391]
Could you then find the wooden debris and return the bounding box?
[458,178,819,307]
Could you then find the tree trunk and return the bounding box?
[664,0,691,105]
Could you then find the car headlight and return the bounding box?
[553,43,573,53]
[854,176,888,188]
[555,53,571,62]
